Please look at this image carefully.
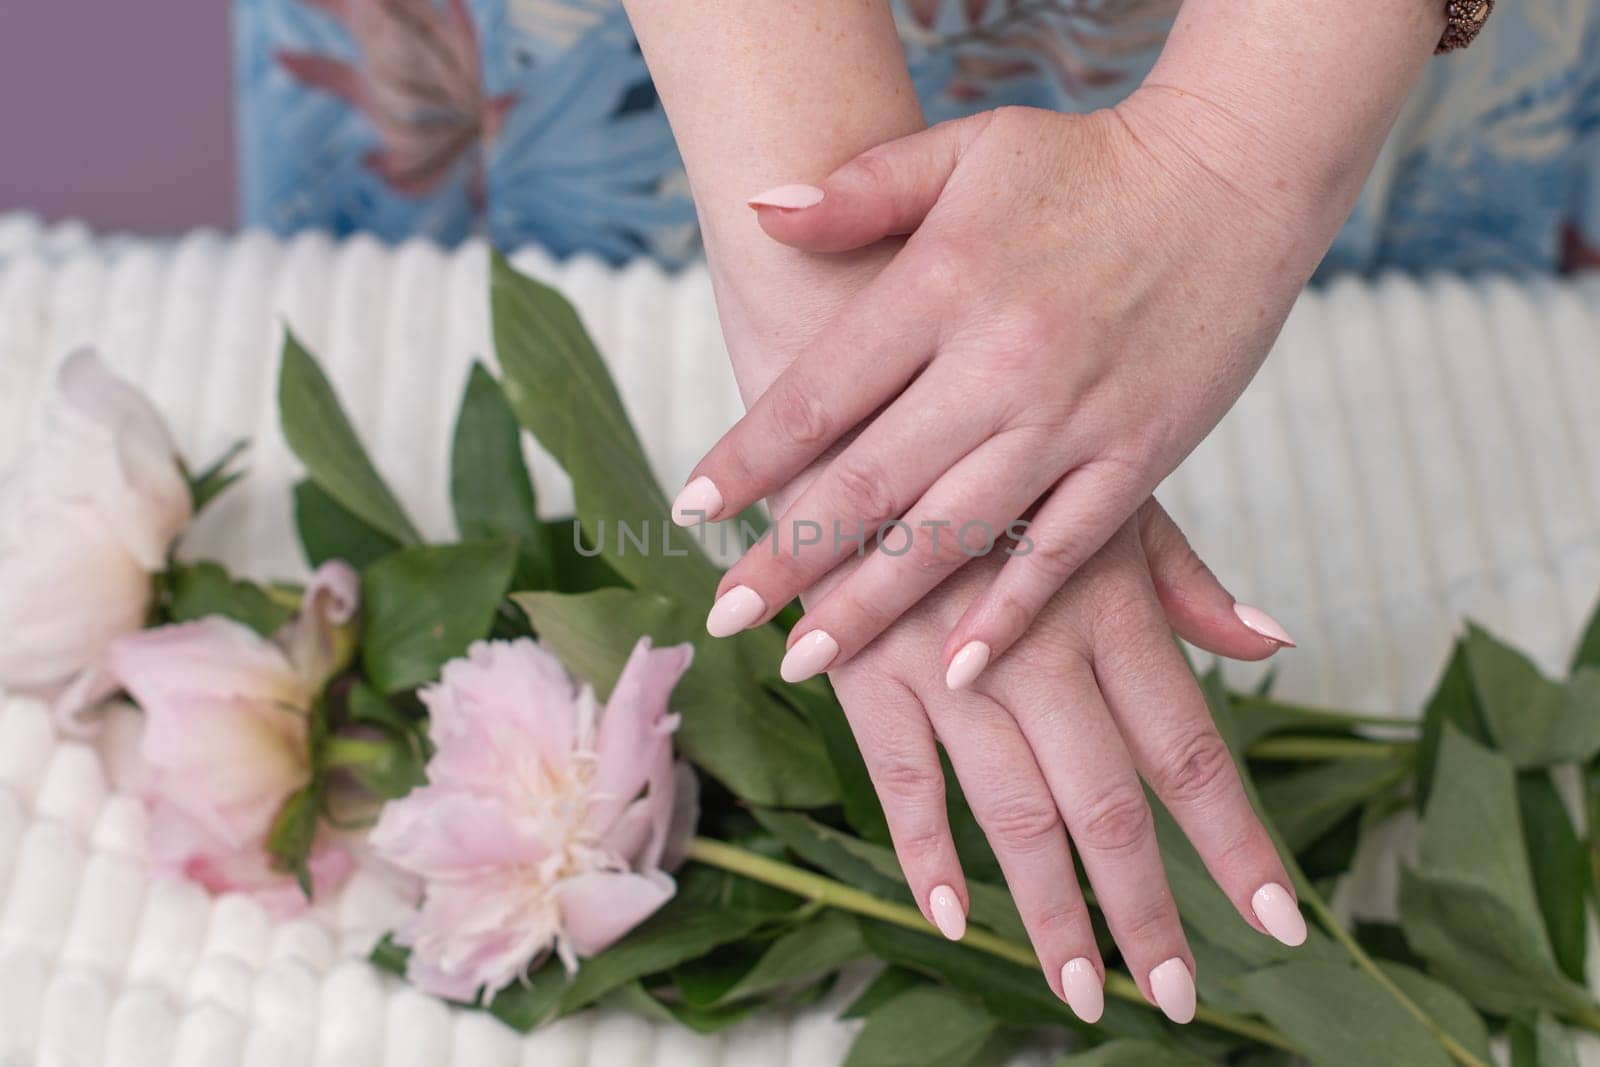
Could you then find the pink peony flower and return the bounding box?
[109,562,361,914]
[0,351,192,733]
[370,636,697,1002]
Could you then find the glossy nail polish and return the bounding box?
[1150,958,1196,1024]
[706,585,766,638]
[1233,603,1296,647]
[1251,883,1307,947]
[671,476,722,527]
[929,885,966,941]
[944,641,991,691]
[747,184,825,210]
[780,630,838,683]
[1061,958,1104,1023]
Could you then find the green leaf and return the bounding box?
[1465,623,1600,767]
[715,911,866,1004]
[1517,771,1589,982]
[843,986,998,1067]
[1416,642,1485,806]
[516,587,836,807]
[1054,1041,1213,1066]
[754,809,1029,946]
[1231,961,1453,1067]
[1256,755,1411,852]
[361,541,518,693]
[264,782,321,898]
[278,331,421,546]
[1379,961,1492,1064]
[489,251,718,605]
[541,518,627,592]
[293,479,402,570]
[1571,594,1600,673]
[555,876,775,1014]
[487,959,570,1031]
[1399,726,1594,1017]
[185,438,248,513]
[450,363,552,591]
[765,678,889,844]
[842,967,926,1019]
[1510,1013,1580,1067]
[166,561,293,636]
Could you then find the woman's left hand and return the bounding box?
[675,92,1336,686]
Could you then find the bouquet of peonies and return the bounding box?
[5,252,1600,1067]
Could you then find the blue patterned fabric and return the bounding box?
[237,0,1600,272]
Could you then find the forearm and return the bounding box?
[1126,0,1444,238]
[622,1,922,402]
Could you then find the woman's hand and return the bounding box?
[677,93,1322,686]
[824,498,1307,1023]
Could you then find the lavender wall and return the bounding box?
[0,2,236,232]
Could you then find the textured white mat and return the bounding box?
[1,210,1599,1064]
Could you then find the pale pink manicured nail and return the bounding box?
[1150,958,1196,1024]
[671,476,723,527]
[706,585,766,638]
[780,630,838,683]
[928,885,966,941]
[944,641,991,691]
[1061,958,1104,1023]
[747,183,825,210]
[1251,883,1307,947]
[1233,602,1296,647]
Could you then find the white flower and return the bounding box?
[0,351,191,731]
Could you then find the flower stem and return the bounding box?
[321,736,393,769]
[685,837,1296,1053]
[1246,737,1417,762]
[1288,860,1488,1067]
[1232,694,1420,732]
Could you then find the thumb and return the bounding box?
[747,113,989,253]
[1137,500,1296,662]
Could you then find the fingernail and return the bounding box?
[747,183,825,210]
[1251,882,1307,947]
[671,476,723,527]
[944,641,991,691]
[706,585,766,638]
[1061,958,1104,1023]
[1233,603,1296,647]
[780,629,838,683]
[928,885,966,941]
[1149,958,1196,1024]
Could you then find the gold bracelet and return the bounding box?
[1436,0,1493,53]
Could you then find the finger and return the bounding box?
[1137,500,1296,660]
[671,259,939,529]
[832,673,969,940]
[921,688,1104,1020]
[942,460,1147,690]
[998,658,1196,1023]
[1092,582,1306,951]
[773,430,1056,682]
[747,113,994,253]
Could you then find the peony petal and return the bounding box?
[370,789,548,878]
[278,560,360,688]
[586,639,691,834]
[555,870,676,959]
[111,617,308,713]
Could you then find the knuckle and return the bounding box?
[1119,893,1178,945]
[905,235,976,303]
[831,454,900,525]
[1155,730,1238,807]
[981,794,1062,856]
[1028,897,1091,943]
[840,149,899,197]
[873,752,946,807]
[1075,786,1154,859]
[1026,527,1090,582]
[767,379,834,449]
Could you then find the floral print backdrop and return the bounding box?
[238,0,1600,272]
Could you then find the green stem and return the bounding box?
[1232,694,1420,733]
[686,837,1296,1054]
[1289,863,1488,1067]
[1246,737,1418,762]
[321,737,393,769]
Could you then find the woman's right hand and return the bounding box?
[813,498,1306,1023]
